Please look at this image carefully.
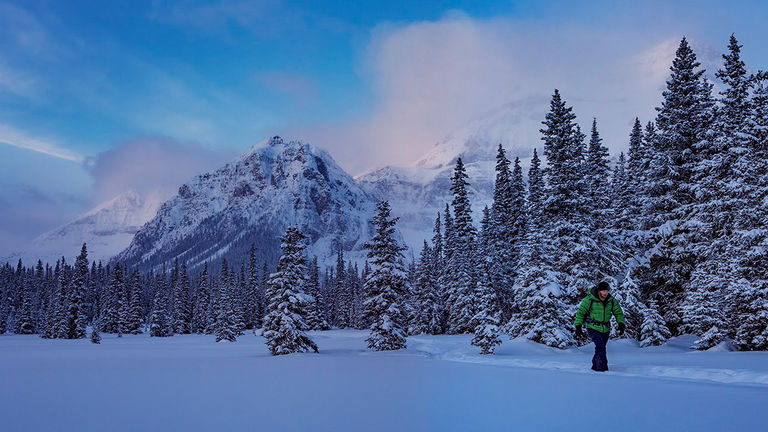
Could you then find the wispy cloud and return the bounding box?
[296,11,739,174]
[0,124,83,162]
[85,135,238,203]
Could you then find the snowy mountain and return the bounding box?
[114,136,377,272]
[357,101,540,254]
[2,190,162,266]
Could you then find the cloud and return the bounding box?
[0,123,83,162]
[85,136,238,203]
[295,9,744,175]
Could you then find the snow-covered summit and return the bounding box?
[114,136,377,272]
[3,190,163,266]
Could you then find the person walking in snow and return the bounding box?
[574,280,626,372]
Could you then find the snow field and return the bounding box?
[2,330,767,432]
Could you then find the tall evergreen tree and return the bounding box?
[445,158,478,334]
[215,259,239,342]
[305,256,330,330]
[263,227,318,355]
[636,37,715,336]
[192,264,212,334]
[150,273,173,337]
[363,201,409,350]
[66,243,89,339]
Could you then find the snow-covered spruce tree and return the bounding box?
[39,261,59,338]
[438,203,454,333]
[100,262,122,334]
[634,38,715,336]
[306,256,330,331]
[263,227,318,355]
[488,144,515,322]
[246,244,260,329]
[334,249,353,328]
[90,322,101,344]
[585,118,613,229]
[680,35,753,347]
[731,278,768,351]
[472,268,502,355]
[639,299,671,348]
[192,264,212,334]
[53,259,73,339]
[363,201,409,351]
[612,270,642,340]
[414,241,442,335]
[65,243,89,339]
[16,277,35,335]
[445,158,478,334]
[509,153,571,347]
[472,209,502,354]
[172,262,191,334]
[611,153,633,234]
[214,260,239,342]
[124,268,144,334]
[149,275,173,337]
[624,117,647,228]
[540,90,608,319]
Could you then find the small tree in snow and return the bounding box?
[639,300,670,347]
[471,270,502,354]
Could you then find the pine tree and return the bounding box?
[488,145,515,321]
[363,201,409,350]
[263,227,318,355]
[15,277,35,334]
[149,275,173,337]
[124,268,144,334]
[90,323,101,344]
[635,38,715,336]
[305,256,330,330]
[471,268,502,354]
[445,158,478,334]
[334,249,352,328]
[613,271,642,340]
[100,263,123,334]
[192,264,212,334]
[245,244,260,329]
[215,260,239,342]
[585,118,612,227]
[413,241,442,335]
[65,243,89,339]
[172,262,191,334]
[639,300,671,347]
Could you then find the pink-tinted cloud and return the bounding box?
[293,13,737,175]
[85,136,238,204]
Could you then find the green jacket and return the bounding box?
[574,287,625,334]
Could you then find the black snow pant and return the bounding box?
[587,328,610,371]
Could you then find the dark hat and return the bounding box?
[596,281,610,292]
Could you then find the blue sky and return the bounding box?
[1,0,767,252]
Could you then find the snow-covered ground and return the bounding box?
[2,330,766,431]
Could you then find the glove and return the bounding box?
[618,323,626,336]
[575,325,583,337]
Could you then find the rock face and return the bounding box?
[114,136,376,272]
[357,102,537,255]
[3,190,162,266]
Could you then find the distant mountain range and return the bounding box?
[5,103,537,270]
[2,190,163,266]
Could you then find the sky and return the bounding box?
[1,0,768,253]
